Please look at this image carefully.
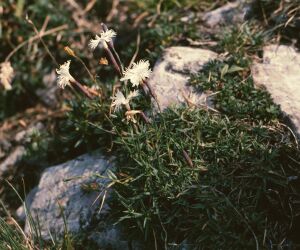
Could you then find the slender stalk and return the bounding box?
[109,45,123,74]
[143,80,162,112]
[74,55,96,83]
[128,32,140,69]
[101,23,123,74]
[104,45,122,76]
[70,80,93,99]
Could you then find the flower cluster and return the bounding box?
[111,59,152,114]
[56,23,154,123]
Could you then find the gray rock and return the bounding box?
[252,45,300,136]
[148,46,217,110]
[202,1,250,28]
[22,152,114,239]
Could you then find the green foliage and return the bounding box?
[218,22,266,57]
[190,57,280,122]
[110,108,300,248]
[61,97,111,151]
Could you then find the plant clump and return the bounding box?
[110,106,300,249]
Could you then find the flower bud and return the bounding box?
[64,46,76,57]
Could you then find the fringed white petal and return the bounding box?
[56,60,75,89]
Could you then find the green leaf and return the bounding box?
[220,64,229,79]
[227,65,244,73]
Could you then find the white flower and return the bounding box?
[89,35,101,50]
[111,91,127,111]
[56,60,75,89]
[111,90,139,112]
[100,29,117,43]
[120,60,152,87]
[0,61,14,90]
[89,29,116,50]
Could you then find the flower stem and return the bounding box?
[109,45,123,74]
[74,55,96,84]
[101,23,123,73]
[104,45,122,77]
[144,80,162,112]
[71,80,93,99]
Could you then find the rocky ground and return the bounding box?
[1,0,300,249]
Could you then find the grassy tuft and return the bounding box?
[110,107,300,248]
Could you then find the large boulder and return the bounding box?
[148,46,217,110]
[21,152,114,239]
[252,45,300,137]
